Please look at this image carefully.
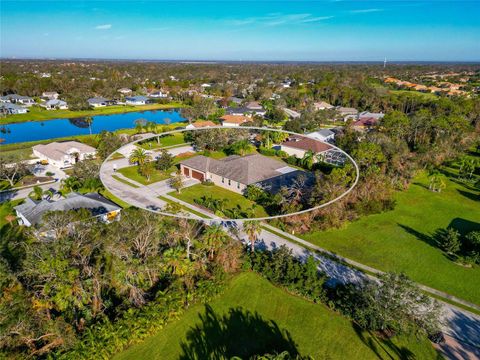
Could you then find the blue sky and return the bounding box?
[1,1,479,61]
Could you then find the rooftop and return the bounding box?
[180,153,296,185]
[33,141,96,161]
[281,136,332,153]
[220,114,250,124]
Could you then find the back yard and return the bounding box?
[114,272,439,360]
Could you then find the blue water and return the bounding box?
[0,109,186,144]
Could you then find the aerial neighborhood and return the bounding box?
[0,59,479,360]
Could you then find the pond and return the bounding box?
[0,109,186,144]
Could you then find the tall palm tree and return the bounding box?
[129,148,151,167]
[243,220,261,253]
[85,116,93,135]
[203,225,229,260]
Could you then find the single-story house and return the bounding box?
[33,141,96,168]
[220,115,250,127]
[352,117,379,131]
[0,103,28,114]
[42,91,59,100]
[280,136,333,161]
[185,120,216,130]
[148,90,168,98]
[0,94,35,106]
[118,88,132,95]
[87,97,114,107]
[125,96,149,105]
[179,153,299,194]
[314,101,334,111]
[245,101,263,110]
[40,99,68,110]
[336,106,358,121]
[282,108,301,119]
[357,111,385,120]
[307,129,335,142]
[14,192,121,227]
[228,96,243,105]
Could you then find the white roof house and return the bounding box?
[118,88,132,94]
[42,91,59,100]
[314,101,334,110]
[41,99,68,110]
[282,108,301,119]
[0,94,35,106]
[307,129,335,142]
[32,141,96,168]
[0,103,28,114]
[125,96,149,105]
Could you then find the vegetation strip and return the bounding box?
[111,175,140,188]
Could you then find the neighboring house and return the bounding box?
[245,101,263,110]
[118,88,132,95]
[0,103,28,114]
[307,129,335,142]
[352,117,379,131]
[220,115,250,127]
[313,101,334,111]
[336,106,358,121]
[225,106,254,116]
[179,153,299,194]
[88,97,112,107]
[41,99,68,110]
[14,192,121,227]
[185,120,216,130]
[125,96,149,105]
[42,91,59,100]
[282,108,301,119]
[228,96,243,105]
[280,136,333,161]
[357,111,385,120]
[148,90,168,98]
[201,83,212,88]
[0,94,35,106]
[33,141,96,168]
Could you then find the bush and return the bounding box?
[275,150,288,158]
[285,156,299,166]
[46,171,55,176]
[259,147,276,156]
[202,179,215,186]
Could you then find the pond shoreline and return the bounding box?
[0,102,184,125]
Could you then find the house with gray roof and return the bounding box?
[14,192,121,227]
[33,141,96,168]
[40,99,68,110]
[179,153,299,194]
[88,97,110,107]
[0,102,28,114]
[125,96,149,105]
[307,129,335,142]
[0,94,35,106]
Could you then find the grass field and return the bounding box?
[169,184,268,218]
[115,272,439,360]
[301,168,480,305]
[1,103,183,124]
[117,165,172,185]
[140,133,187,150]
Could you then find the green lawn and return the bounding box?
[158,195,211,219]
[140,133,187,150]
[115,272,439,360]
[199,150,228,159]
[300,170,480,305]
[117,165,172,185]
[112,175,140,188]
[1,103,183,124]
[169,184,268,218]
[99,189,131,209]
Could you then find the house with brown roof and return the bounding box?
[32,141,96,168]
[179,153,299,194]
[186,120,216,130]
[220,115,250,127]
[280,136,333,162]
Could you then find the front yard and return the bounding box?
[139,133,187,150]
[168,184,268,218]
[117,165,173,185]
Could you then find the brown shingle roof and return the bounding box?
[220,115,249,124]
[191,120,216,128]
[180,153,293,185]
[281,136,332,153]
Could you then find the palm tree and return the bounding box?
[243,220,261,253]
[29,185,44,200]
[60,176,81,193]
[301,150,315,170]
[129,148,151,167]
[85,116,93,135]
[203,225,229,260]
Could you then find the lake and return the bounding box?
[0,109,186,144]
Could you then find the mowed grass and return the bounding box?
[301,170,480,305]
[1,103,182,124]
[140,133,186,150]
[169,184,268,218]
[115,272,439,360]
[117,165,172,185]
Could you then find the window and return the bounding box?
[237,182,240,189]
[228,179,231,185]
[222,177,224,183]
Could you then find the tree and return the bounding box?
[139,161,155,182]
[85,116,93,135]
[428,171,446,192]
[28,185,53,201]
[96,131,123,160]
[169,172,184,193]
[437,228,461,255]
[129,148,151,167]
[300,150,315,170]
[155,149,174,171]
[0,154,30,187]
[228,139,254,156]
[202,224,229,260]
[243,220,261,253]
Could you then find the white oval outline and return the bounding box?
[100,126,359,222]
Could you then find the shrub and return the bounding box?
[275,150,288,158]
[46,171,55,176]
[259,147,276,156]
[285,156,298,166]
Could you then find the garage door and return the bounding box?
[191,170,204,181]
[183,167,190,177]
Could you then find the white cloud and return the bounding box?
[350,8,383,14]
[95,24,112,30]
[228,13,333,27]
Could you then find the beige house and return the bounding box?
[33,141,96,168]
[280,136,333,161]
[185,120,216,130]
[179,153,297,194]
[220,115,250,127]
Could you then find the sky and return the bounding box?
[1,1,479,61]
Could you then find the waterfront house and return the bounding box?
[40,99,68,110]
[179,153,299,194]
[125,96,149,105]
[0,103,28,114]
[14,192,121,227]
[0,94,35,106]
[88,97,111,107]
[33,141,96,168]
